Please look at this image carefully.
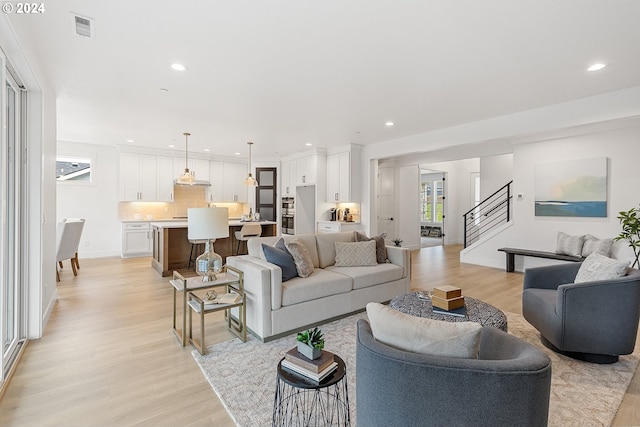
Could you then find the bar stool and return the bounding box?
[188,239,207,269]
[234,223,262,255]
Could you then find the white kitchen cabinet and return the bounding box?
[295,155,317,186]
[281,160,295,196]
[209,160,225,202]
[223,162,248,203]
[121,222,152,257]
[119,153,158,201]
[156,155,175,202]
[326,145,361,203]
[316,221,362,234]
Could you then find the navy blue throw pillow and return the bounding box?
[262,239,298,282]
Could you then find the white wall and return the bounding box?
[57,141,121,258]
[480,154,513,200]
[462,122,640,270]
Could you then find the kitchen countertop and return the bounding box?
[149,220,277,229]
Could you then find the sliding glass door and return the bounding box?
[1,57,27,385]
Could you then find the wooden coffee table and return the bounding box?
[389,292,508,332]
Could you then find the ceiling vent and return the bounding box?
[72,13,95,38]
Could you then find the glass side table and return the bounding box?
[169,266,244,347]
[273,354,350,426]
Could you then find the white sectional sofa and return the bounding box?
[226,231,411,341]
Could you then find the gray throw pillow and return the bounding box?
[574,253,629,283]
[262,239,298,282]
[581,234,614,257]
[355,232,388,263]
[334,241,378,267]
[556,232,585,257]
[284,239,314,278]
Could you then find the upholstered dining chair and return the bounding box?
[56,218,85,281]
[234,223,262,255]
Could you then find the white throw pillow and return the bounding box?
[334,241,378,267]
[581,234,614,257]
[574,253,629,283]
[556,232,585,257]
[366,302,482,359]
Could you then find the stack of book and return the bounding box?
[281,347,338,382]
[431,285,467,317]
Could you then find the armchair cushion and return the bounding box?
[574,253,629,283]
[366,302,481,358]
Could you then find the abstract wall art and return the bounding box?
[534,157,607,217]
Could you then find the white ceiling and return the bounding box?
[9,0,640,159]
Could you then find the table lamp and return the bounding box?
[188,207,229,281]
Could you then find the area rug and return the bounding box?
[193,312,640,427]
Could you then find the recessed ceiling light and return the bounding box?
[306,143,312,146]
[126,139,135,143]
[587,63,606,72]
[168,144,175,148]
[385,121,395,127]
[204,148,210,152]
[171,63,186,71]
[235,152,241,155]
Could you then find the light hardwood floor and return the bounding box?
[0,245,638,426]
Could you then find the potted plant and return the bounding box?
[392,238,403,247]
[615,205,640,268]
[296,327,324,360]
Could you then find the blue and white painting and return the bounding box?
[534,157,607,217]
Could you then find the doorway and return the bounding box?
[255,168,277,221]
[420,169,445,248]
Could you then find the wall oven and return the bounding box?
[281,197,295,235]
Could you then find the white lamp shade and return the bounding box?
[188,207,230,240]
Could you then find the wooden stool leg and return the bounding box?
[71,259,78,276]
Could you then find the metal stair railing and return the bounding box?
[463,181,513,248]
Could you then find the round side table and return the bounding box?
[273,354,350,426]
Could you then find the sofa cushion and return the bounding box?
[366,302,481,358]
[285,239,315,278]
[248,234,320,268]
[355,232,388,263]
[556,232,585,257]
[316,232,355,268]
[581,234,614,257]
[281,269,353,306]
[335,241,378,267]
[574,253,629,283]
[327,263,404,290]
[262,239,298,282]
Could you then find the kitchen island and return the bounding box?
[151,220,277,277]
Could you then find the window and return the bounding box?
[421,180,443,223]
[56,156,92,182]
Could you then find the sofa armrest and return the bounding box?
[386,246,410,279]
[523,262,581,290]
[226,255,276,340]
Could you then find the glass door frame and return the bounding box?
[1,52,28,386]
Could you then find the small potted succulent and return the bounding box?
[296,327,325,360]
[392,238,403,247]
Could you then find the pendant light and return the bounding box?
[176,132,196,185]
[244,141,258,186]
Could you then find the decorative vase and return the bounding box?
[297,342,321,360]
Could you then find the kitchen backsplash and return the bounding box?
[119,186,245,220]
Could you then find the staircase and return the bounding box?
[463,181,513,248]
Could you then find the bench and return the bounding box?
[497,247,585,272]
